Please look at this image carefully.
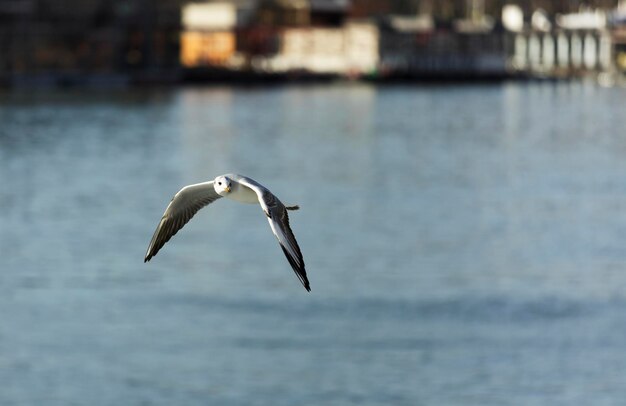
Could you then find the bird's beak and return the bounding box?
[225,186,231,193]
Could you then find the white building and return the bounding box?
[269,21,379,76]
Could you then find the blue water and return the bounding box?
[1,82,626,405]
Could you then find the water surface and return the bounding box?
[1,82,626,405]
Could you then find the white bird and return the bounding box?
[144,174,310,291]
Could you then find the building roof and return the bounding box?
[259,0,309,9]
[310,0,350,12]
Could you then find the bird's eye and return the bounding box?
[218,182,222,185]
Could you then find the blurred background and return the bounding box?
[0,0,626,84]
[2,1,626,406]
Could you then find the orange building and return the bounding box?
[180,2,237,67]
[181,31,236,66]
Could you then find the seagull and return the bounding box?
[144,174,310,291]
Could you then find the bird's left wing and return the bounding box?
[237,177,310,291]
[145,181,222,262]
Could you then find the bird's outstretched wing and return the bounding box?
[237,177,310,291]
[145,181,222,262]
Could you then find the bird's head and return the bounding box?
[214,175,232,196]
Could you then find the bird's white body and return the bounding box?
[216,175,258,204]
[225,186,258,204]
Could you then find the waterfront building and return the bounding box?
[180,2,237,67]
[0,0,624,86]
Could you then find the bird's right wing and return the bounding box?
[144,181,222,262]
[237,177,310,291]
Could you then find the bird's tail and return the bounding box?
[286,205,300,211]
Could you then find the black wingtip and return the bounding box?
[279,244,310,292]
[144,248,156,263]
[303,277,311,292]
